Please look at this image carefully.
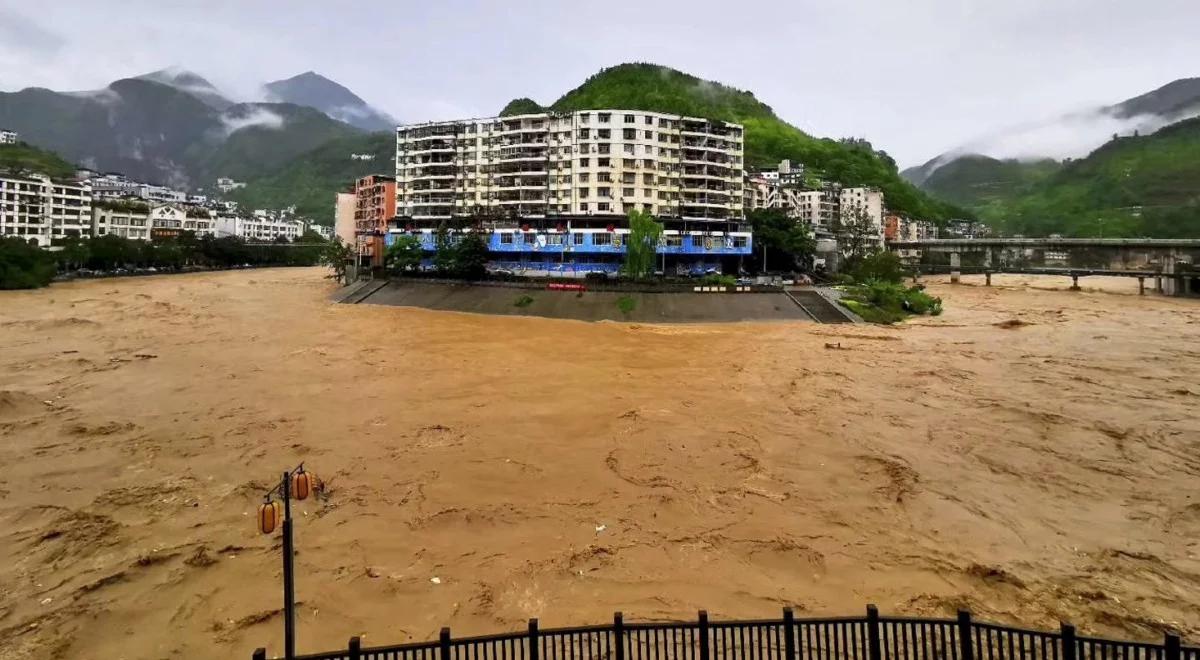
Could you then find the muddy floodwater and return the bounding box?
[1,268,1199,660]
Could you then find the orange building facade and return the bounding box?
[354,174,396,265]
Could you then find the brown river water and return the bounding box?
[1,268,1198,660]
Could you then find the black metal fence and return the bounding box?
[253,606,1198,660]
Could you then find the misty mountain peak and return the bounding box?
[262,72,394,132]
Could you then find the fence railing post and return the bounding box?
[349,636,361,660]
[783,608,796,660]
[529,619,540,660]
[441,627,452,660]
[699,610,711,660]
[866,605,882,660]
[1165,633,1181,660]
[957,610,974,660]
[615,612,625,660]
[1060,623,1077,660]
[253,648,266,660]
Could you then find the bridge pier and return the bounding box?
[1070,275,1081,291]
[1138,277,1145,295]
[949,252,961,284]
[985,272,992,286]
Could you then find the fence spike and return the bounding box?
[1060,623,1077,660]
[783,608,796,660]
[866,605,882,660]
[440,627,452,660]
[1165,633,1181,660]
[614,612,625,660]
[699,611,710,660]
[252,648,266,660]
[957,610,974,660]
[349,636,361,660]
[529,619,540,660]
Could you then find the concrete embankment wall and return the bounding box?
[358,280,815,323]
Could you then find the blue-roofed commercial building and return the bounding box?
[390,110,752,277]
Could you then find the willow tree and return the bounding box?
[620,209,663,280]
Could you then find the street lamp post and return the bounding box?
[254,464,319,660]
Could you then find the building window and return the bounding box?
[623,128,636,140]
[578,187,589,198]
[547,234,564,246]
[623,144,635,155]
[598,113,611,123]
[579,173,590,182]
[598,144,610,154]
[598,203,611,212]
[644,130,653,139]
[580,203,589,212]
[598,172,612,183]
[580,157,590,167]
[580,113,590,123]
[691,235,706,248]
[593,232,612,245]
[573,232,585,245]
[623,159,636,168]
[623,187,635,198]
[598,158,610,167]
[500,233,514,244]
[578,128,590,139]
[733,236,748,248]
[624,114,635,123]
[666,235,683,247]
[598,187,612,198]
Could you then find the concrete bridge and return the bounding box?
[887,238,1200,296]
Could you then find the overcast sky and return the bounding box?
[1,0,1197,167]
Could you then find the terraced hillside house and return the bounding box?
[0,129,17,145]
[392,110,752,276]
[0,173,92,247]
[354,174,396,265]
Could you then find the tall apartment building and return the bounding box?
[334,191,357,246]
[392,110,750,276]
[0,173,92,247]
[0,129,17,145]
[396,110,744,226]
[353,174,396,264]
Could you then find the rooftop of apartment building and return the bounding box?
[396,109,744,130]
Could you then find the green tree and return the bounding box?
[454,231,490,280]
[837,205,881,268]
[620,209,663,279]
[0,237,56,289]
[385,235,424,274]
[321,239,355,281]
[58,237,91,271]
[432,224,457,274]
[748,208,815,272]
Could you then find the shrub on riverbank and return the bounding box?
[839,280,942,324]
[0,238,57,289]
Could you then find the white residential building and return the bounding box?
[87,172,188,204]
[395,110,744,224]
[839,187,885,239]
[308,224,333,240]
[215,215,305,242]
[0,173,92,247]
[216,177,246,193]
[92,204,152,240]
[0,129,17,145]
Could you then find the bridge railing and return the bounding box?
[254,606,1197,660]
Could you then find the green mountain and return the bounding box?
[499,98,545,116]
[0,142,78,180]
[978,116,1200,237]
[513,63,967,220]
[0,76,362,191]
[916,155,1061,209]
[228,132,394,222]
[237,62,973,225]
